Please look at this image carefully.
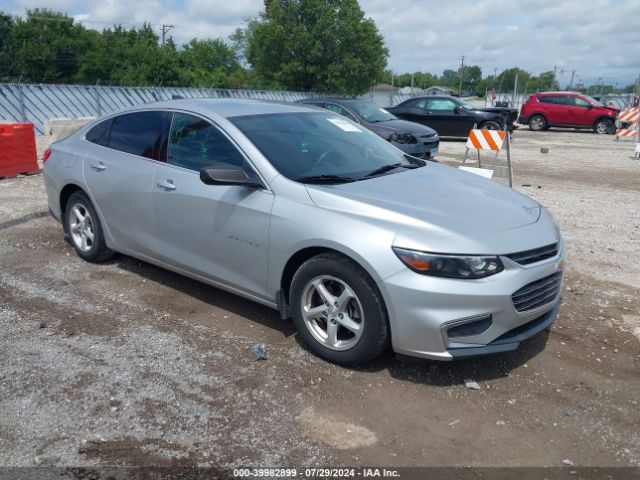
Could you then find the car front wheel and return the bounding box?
[65,191,114,262]
[594,118,614,135]
[289,253,389,364]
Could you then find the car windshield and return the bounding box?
[231,112,417,182]
[350,103,397,122]
[582,94,604,107]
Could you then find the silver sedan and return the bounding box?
[42,99,564,364]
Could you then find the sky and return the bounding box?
[2,0,639,87]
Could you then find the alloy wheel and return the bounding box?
[69,202,95,252]
[300,275,364,351]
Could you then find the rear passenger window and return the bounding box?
[86,118,112,146]
[168,113,246,172]
[539,96,564,105]
[108,112,166,160]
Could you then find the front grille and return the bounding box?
[422,141,439,149]
[507,243,558,265]
[511,272,562,313]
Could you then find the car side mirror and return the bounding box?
[587,104,593,109]
[200,166,263,188]
[453,105,462,114]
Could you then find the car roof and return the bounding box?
[112,98,317,118]
[301,98,367,106]
[406,95,460,100]
[536,91,581,96]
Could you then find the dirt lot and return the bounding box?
[0,128,639,471]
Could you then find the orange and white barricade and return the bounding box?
[461,126,513,187]
[466,129,506,151]
[615,107,639,141]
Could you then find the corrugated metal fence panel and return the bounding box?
[0,83,412,134]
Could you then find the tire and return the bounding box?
[593,118,614,135]
[64,191,114,262]
[480,120,501,131]
[289,253,389,365]
[528,114,547,131]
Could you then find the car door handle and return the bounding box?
[89,162,106,171]
[156,180,177,191]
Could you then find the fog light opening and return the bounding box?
[447,315,493,338]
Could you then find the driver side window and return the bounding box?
[426,99,456,112]
[168,113,246,172]
[572,97,590,107]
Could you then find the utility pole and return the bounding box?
[161,24,174,46]
[568,70,576,89]
[458,55,465,97]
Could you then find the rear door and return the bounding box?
[152,112,274,297]
[83,111,168,256]
[538,96,568,124]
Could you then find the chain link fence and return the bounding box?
[0,83,414,134]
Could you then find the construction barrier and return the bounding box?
[615,107,639,140]
[0,123,39,179]
[461,126,513,187]
[465,129,506,151]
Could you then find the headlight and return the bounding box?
[392,247,504,279]
[389,132,418,144]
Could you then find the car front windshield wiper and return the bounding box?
[363,163,420,178]
[295,174,356,184]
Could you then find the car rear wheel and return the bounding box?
[593,118,614,135]
[289,253,389,364]
[480,120,501,130]
[529,114,547,131]
[65,191,114,262]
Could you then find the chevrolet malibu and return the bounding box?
[43,99,564,365]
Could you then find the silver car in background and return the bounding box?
[43,99,564,364]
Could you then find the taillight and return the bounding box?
[43,148,52,164]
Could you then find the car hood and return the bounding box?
[368,119,437,137]
[305,163,542,243]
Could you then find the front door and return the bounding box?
[152,112,274,298]
[424,98,474,136]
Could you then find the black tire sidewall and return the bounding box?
[65,192,108,262]
[481,121,501,130]
[594,118,613,134]
[290,254,389,365]
[529,115,546,131]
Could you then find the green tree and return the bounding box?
[179,38,239,87]
[0,12,18,80]
[13,9,90,82]
[237,0,388,95]
[462,65,482,93]
[440,69,458,87]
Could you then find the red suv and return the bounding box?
[519,92,619,134]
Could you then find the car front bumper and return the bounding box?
[379,248,564,361]
[392,138,439,159]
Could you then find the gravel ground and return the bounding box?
[0,128,639,471]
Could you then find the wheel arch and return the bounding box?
[593,116,614,128]
[279,245,384,304]
[529,112,548,122]
[59,183,85,232]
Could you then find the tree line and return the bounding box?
[1,3,634,97]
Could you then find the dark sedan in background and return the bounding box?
[387,96,515,137]
[299,98,439,159]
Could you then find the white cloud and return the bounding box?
[4,0,639,86]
